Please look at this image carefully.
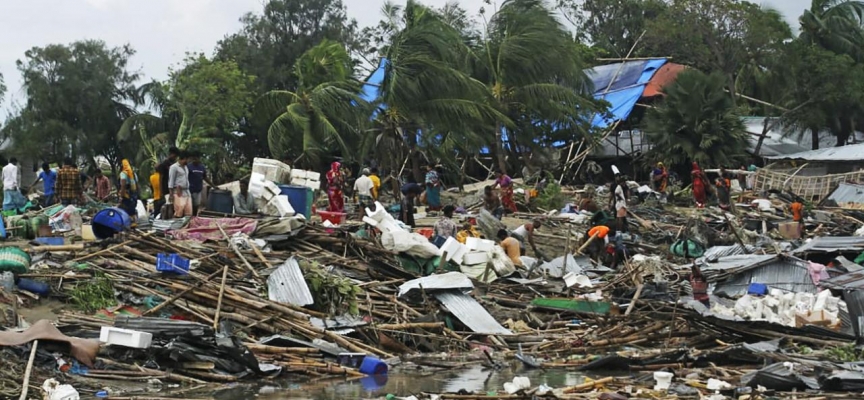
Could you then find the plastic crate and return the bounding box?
[35,237,64,246]
[318,211,346,225]
[156,253,190,275]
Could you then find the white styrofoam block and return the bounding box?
[465,237,495,252]
[362,216,380,227]
[290,169,308,179]
[437,237,468,264]
[249,172,266,198]
[99,327,153,349]
[261,181,281,201]
[462,251,490,266]
[306,171,321,181]
[266,195,296,217]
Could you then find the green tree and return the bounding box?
[800,0,864,61]
[644,70,748,167]
[14,41,139,173]
[475,0,598,173]
[559,0,668,59]
[255,40,367,166]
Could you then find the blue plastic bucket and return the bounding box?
[279,185,312,218]
[358,355,388,375]
[92,207,131,239]
[17,278,49,295]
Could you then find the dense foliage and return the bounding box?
[1,0,863,179]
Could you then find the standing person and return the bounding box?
[233,179,256,215]
[399,185,421,228]
[614,175,629,233]
[31,163,57,207]
[512,220,542,257]
[2,158,26,211]
[433,205,458,241]
[188,151,215,215]
[155,147,180,215]
[790,197,805,237]
[168,151,193,218]
[57,158,84,206]
[93,169,111,202]
[354,168,374,218]
[737,166,748,191]
[715,175,731,211]
[494,170,517,214]
[326,161,345,213]
[497,229,524,267]
[689,263,710,308]
[118,159,140,224]
[651,162,668,193]
[424,163,443,211]
[369,167,381,201]
[691,162,709,208]
[483,186,504,220]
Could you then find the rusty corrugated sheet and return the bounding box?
[642,63,687,97]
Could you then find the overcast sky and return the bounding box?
[0,0,810,114]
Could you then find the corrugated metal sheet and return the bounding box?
[267,258,314,306]
[823,271,864,290]
[536,254,585,278]
[699,254,777,274]
[713,259,817,298]
[701,245,758,261]
[766,142,864,162]
[434,292,512,335]
[793,237,864,254]
[827,183,864,208]
[398,272,473,298]
[844,290,864,339]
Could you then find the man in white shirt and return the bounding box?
[353,168,374,218]
[2,158,26,211]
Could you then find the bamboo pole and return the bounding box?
[213,265,230,330]
[217,224,259,278]
[18,340,38,400]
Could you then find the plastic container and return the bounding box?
[92,208,131,239]
[279,185,313,218]
[35,237,64,246]
[358,355,388,375]
[207,190,234,214]
[17,278,49,295]
[156,253,190,275]
[318,211,347,225]
[653,371,673,390]
[99,327,153,349]
[748,283,768,296]
[0,271,14,292]
[81,225,96,241]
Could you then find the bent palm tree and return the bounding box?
[476,0,597,173]
[800,0,864,60]
[257,40,367,165]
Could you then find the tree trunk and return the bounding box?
[753,117,771,156]
[837,117,853,147]
[810,126,820,150]
[495,124,507,174]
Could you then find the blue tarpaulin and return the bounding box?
[587,59,668,128]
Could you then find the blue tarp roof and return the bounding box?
[361,58,387,103]
[587,59,668,128]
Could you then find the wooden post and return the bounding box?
[213,265,229,330]
[19,340,38,400]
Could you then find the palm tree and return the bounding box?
[367,0,506,183]
[474,0,597,173]
[644,70,748,168]
[256,40,367,167]
[800,0,864,61]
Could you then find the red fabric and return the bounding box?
[691,162,707,206]
[690,277,709,301]
[500,185,517,213]
[326,162,344,212]
[168,216,258,242]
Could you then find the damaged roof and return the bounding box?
[267,258,314,307]
[793,237,864,255]
[398,272,473,298]
[766,142,864,162]
[434,292,512,335]
[826,183,864,209]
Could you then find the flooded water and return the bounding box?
[197,366,593,399]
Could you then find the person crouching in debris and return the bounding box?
[457,223,481,244]
[606,229,626,270]
[614,175,629,233]
[585,224,610,262]
[433,205,458,241]
[497,229,523,267]
[483,185,504,219]
[688,263,710,308]
[512,219,542,257]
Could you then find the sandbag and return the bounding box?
[0,246,30,273]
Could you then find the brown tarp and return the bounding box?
[0,319,100,366]
[642,63,687,97]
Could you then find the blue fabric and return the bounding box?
[360,58,388,103]
[39,170,57,196]
[426,186,441,207]
[590,59,668,128]
[3,190,26,211]
[188,163,206,193]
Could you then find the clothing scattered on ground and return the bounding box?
[234,191,255,215]
[456,227,481,244]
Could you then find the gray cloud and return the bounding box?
[0,0,810,115]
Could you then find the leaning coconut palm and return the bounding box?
[256,40,367,166]
[644,69,748,168]
[475,0,598,174]
[367,0,507,183]
[800,0,864,61]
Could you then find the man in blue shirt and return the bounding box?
[188,151,214,215]
[31,163,57,206]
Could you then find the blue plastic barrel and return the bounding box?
[17,278,49,295]
[358,356,388,375]
[279,185,312,218]
[92,207,131,239]
[208,190,234,214]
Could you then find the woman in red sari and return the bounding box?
[326,161,345,212]
[691,162,708,208]
[494,170,517,214]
